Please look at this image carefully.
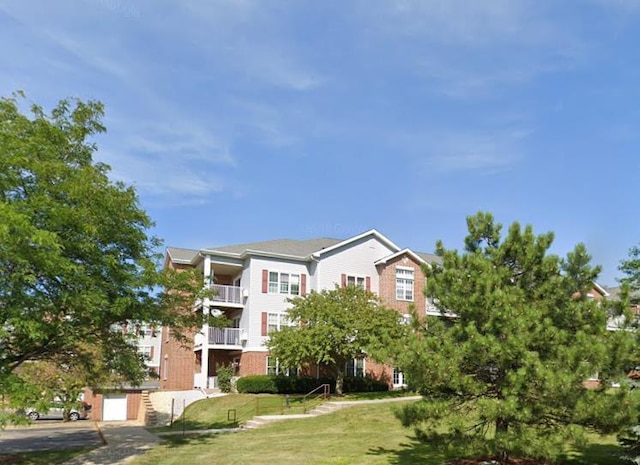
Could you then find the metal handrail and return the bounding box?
[302,383,331,413]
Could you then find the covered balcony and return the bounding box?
[208,327,244,348]
[209,284,244,306]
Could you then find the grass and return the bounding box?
[152,391,418,432]
[338,390,419,401]
[152,393,313,432]
[133,399,627,465]
[0,448,94,465]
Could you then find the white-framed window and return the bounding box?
[346,275,366,288]
[396,267,414,301]
[393,367,406,387]
[267,312,289,334]
[266,356,290,376]
[138,345,153,361]
[400,314,412,325]
[345,358,365,377]
[268,271,300,295]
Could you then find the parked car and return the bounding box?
[24,401,91,421]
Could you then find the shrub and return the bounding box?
[216,365,235,393]
[235,376,278,394]
[343,376,389,393]
[235,375,388,394]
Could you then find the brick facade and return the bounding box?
[377,253,427,318]
[159,325,197,391]
[238,351,268,377]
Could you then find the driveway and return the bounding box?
[0,421,103,453]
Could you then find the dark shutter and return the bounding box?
[262,270,268,293]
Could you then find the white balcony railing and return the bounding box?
[210,284,243,305]
[208,327,241,346]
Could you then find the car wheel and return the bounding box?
[27,411,39,421]
[68,412,80,421]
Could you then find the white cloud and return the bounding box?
[144,0,325,92]
[352,0,587,100]
[423,129,531,175]
[96,119,237,205]
[388,127,531,176]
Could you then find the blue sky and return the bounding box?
[1,0,639,286]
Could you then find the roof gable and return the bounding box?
[311,229,401,258]
[166,247,200,264]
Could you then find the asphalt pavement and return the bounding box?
[62,421,161,465]
[1,420,161,465]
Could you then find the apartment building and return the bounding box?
[160,229,439,391]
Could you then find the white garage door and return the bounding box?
[103,394,128,421]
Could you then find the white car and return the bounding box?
[24,402,91,421]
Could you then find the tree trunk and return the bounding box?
[335,368,345,396]
[495,417,509,461]
[496,417,509,433]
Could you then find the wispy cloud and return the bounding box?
[353,0,586,100]
[389,127,531,176]
[425,130,530,175]
[97,118,237,205]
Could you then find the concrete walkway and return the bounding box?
[63,421,161,465]
[244,395,422,429]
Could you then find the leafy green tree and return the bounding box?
[0,93,208,425]
[397,212,640,462]
[267,286,406,395]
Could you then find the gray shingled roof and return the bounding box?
[168,234,441,265]
[605,286,640,301]
[166,247,200,263]
[205,237,343,258]
[416,251,442,264]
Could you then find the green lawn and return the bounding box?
[135,400,626,465]
[152,391,417,432]
[152,394,315,432]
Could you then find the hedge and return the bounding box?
[235,375,389,394]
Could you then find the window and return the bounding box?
[269,272,300,295]
[393,368,406,386]
[346,275,365,288]
[138,345,153,361]
[396,268,414,301]
[266,356,290,376]
[267,312,289,333]
[345,358,365,377]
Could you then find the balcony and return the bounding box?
[208,327,243,347]
[209,284,244,307]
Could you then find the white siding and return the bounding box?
[243,256,310,351]
[315,236,396,293]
